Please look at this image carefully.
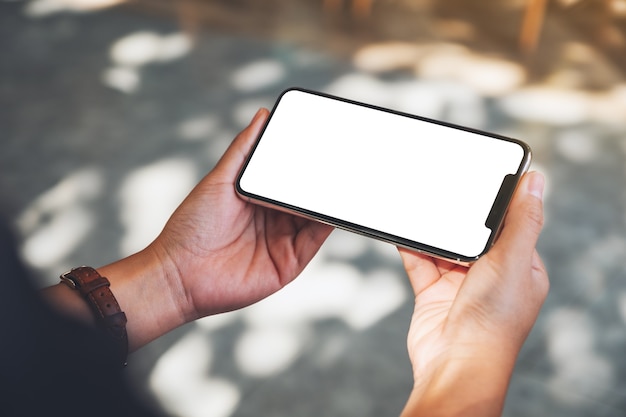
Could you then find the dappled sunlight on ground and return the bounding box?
[150,332,241,417]
[104,30,192,93]
[24,0,125,17]
[4,1,626,416]
[18,168,104,281]
[118,158,197,256]
[355,42,526,96]
[230,59,288,93]
[545,307,614,406]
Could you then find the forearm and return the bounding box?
[41,244,187,352]
[401,355,515,417]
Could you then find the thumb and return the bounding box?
[488,171,545,263]
[213,108,270,180]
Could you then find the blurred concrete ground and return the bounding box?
[2,1,626,416]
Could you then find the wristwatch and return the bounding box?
[60,266,128,365]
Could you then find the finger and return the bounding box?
[489,171,545,265]
[213,108,270,179]
[398,247,443,296]
[262,213,333,286]
[293,220,334,270]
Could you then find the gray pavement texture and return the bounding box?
[3,1,626,417]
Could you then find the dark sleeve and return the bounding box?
[0,219,161,417]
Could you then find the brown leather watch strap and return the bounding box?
[60,266,128,366]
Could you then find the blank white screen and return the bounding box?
[239,89,527,259]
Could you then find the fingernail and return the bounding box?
[528,172,545,201]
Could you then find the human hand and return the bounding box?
[84,109,333,351]
[398,171,549,417]
[150,108,334,321]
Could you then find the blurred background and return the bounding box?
[2,0,626,416]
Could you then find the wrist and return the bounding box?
[403,347,516,417]
[97,244,187,352]
[41,282,96,326]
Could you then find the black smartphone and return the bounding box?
[236,88,531,264]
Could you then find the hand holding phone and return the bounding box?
[399,171,548,417]
[237,88,531,264]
